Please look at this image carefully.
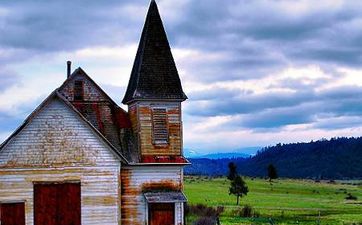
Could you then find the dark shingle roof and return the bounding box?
[144,192,187,203]
[122,0,187,104]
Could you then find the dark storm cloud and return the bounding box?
[166,1,362,82]
[186,90,314,116]
[1,0,362,76]
[2,0,361,73]
[0,0,148,53]
[1,0,362,134]
[239,106,315,129]
[185,85,362,129]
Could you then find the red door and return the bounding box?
[34,183,81,225]
[0,202,25,225]
[149,203,174,225]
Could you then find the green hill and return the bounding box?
[185,137,362,179]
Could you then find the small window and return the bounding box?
[152,108,168,145]
[0,202,25,225]
[74,80,84,101]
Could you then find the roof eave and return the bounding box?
[123,96,188,105]
[126,162,191,166]
[0,90,59,151]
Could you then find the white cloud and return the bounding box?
[184,120,362,154]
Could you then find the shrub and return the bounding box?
[186,204,224,225]
[241,205,253,217]
[232,205,260,218]
[345,193,358,200]
[193,217,216,225]
[186,204,224,217]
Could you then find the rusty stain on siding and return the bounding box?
[142,179,181,192]
[129,102,183,158]
[121,168,140,225]
[121,166,184,225]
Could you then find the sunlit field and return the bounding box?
[184,176,362,224]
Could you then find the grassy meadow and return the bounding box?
[184,176,362,224]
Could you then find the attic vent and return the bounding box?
[74,80,84,101]
[152,108,168,145]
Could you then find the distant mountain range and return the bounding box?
[184,147,260,159]
[185,157,248,176]
[185,137,362,179]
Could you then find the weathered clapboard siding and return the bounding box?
[0,98,121,225]
[129,101,182,156]
[121,166,184,225]
[0,98,119,167]
[0,167,120,225]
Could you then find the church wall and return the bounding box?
[121,165,184,225]
[0,98,121,225]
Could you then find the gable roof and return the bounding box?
[58,68,139,163]
[60,67,122,106]
[0,90,129,164]
[122,0,187,104]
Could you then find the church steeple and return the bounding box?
[122,0,187,104]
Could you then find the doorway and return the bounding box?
[34,182,81,225]
[149,203,174,225]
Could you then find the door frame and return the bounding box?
[33,180,81,185]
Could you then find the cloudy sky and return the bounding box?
[1,0,362,155]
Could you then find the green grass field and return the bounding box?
[184,176,362,224]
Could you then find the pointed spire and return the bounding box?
[122,0,187,104]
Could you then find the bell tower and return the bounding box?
[122,0,187,161]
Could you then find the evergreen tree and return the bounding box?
[229,175,249,205]
[267,164,278,182]
[227,162,237,181]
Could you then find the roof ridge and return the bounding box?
[59,66,128,113]
[133,2,150,100]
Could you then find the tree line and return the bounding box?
[186,136,362,179]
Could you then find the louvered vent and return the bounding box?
[152,108,168,145]
[74,80,84,101]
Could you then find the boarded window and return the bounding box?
[74,80,84,101]
[152,108,168,145]
[0,202,25,225]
